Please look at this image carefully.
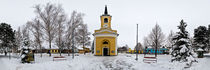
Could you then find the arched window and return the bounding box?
[103,41,108,44]
[104,18,108,23]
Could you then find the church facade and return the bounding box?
[93,6,119,56]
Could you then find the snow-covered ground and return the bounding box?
[0,53,210,70]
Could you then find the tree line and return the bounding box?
[1,3,210,59]
[133,20,210,53]
[131,20,209,67]
[0,3,91,57]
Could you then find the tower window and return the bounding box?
[103,41,108,44]
[104,18,108,23]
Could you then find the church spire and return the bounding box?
[104,5,108,15]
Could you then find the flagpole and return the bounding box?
[135,24,138,61]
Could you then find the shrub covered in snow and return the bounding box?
[20,46,29,63]
[20,38,34,63]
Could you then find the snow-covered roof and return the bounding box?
[197,48,204,51]
[147,46,153,48]
[0,40,2,43]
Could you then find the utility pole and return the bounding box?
[135,24,138,61]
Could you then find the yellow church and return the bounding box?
[93,6,119,56]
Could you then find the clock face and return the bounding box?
[103,24,108,28]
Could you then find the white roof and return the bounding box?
[197,48,204,51]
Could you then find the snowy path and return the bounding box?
[1,53,210,70]
[101,56,134,70]
[0,56,8,70]
[0,55,20,70]
[190,57,210,70]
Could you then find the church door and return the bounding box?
[103,48,108,56]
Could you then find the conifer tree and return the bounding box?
[193,26,208,52]
[171,20,196,67]
[20,38,30,63]
[207,25,210,50]
[0,23,15,56]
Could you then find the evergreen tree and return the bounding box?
[171,20,196,67]
[207,25,210,50]
[193,26,208,52]
[20,38,31,63]
[0,23,15,56]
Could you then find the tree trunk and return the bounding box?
[41,49,42,57]
[59,34,61,56]
[9,51,11,59]
[59,48,62,56]
[83,35,85,55]
[8,48,11,59]
[155,29,158,58]
[72,28,74,59]
[4,51,7,56]
[39,43,42,57]
[67,43,71,56]
[68,47,70,56]
[49,40,51,57]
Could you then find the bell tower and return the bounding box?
[93,5,119,56]
[100,5,112,29]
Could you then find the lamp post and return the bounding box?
[135,24,138,61]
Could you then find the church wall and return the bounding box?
[95,36,116,56]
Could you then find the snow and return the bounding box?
[197,48,204,51]
[1,53,210,70]
[179,38,189,43]
[204,53,210,57]
[180,45,188,53]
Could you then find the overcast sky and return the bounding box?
[1,0,210,49]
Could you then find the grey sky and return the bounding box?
[1,0,210,49]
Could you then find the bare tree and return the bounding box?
[55,12,66,56]
[77,24,91,52]
[21,24,31,47]
[65,11,84,57]
[166,30,174,49]
[146,24,165,57]
[143,36,151,48]
[15,27,22,53]
[28,19,44,57]
[149,24,165,48]
[65,21,73,56]
[34,3,64,56]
